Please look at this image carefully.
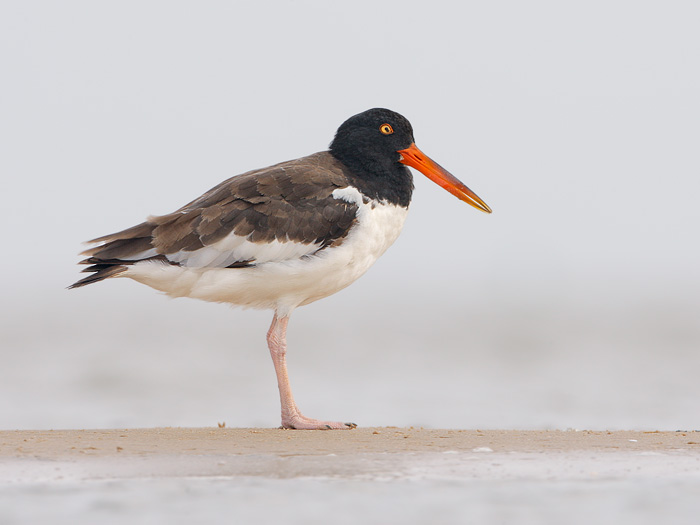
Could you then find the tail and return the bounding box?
[69,264,129,289]
[69,221,157,289]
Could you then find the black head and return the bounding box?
[329,108,492,213]
[330,108,416,206]
[330,108,415,175]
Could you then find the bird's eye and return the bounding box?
[379,124,394,135]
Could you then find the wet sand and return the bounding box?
[2,427,699,482]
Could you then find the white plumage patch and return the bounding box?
[166,235,321,268]
[123,187,409,317]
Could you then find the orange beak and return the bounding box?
[398,143,492,213]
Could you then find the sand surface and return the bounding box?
[2,427,699,483]
[3,428,700,524]
[3,427,700,457]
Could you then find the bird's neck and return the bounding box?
[330,150,414,207]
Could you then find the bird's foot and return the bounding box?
[281,414,356,430]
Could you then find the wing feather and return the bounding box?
[72,152,359,287]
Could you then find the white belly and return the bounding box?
[124,188,409,317]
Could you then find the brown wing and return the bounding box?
[70,152,359,288]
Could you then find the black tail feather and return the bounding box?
[68,265,128,289]
[71,221,160,289]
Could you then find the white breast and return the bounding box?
[124,187,409,316]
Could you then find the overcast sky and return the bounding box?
[1,1,698,314]
[1,1,699,429]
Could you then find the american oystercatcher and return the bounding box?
[71,108,491,429]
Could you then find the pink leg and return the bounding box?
[267,313,356,430]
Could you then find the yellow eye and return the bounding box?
[380,123,394,135]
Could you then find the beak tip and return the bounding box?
[466,197,492,214]
[399,143,492,215]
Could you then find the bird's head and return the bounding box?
[330,108,491,213]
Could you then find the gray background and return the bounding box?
[2,1,698,431]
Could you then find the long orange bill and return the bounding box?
[398,143,492,213]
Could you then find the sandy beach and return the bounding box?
[4,427,700,457]
[2,427,699,483]
[1,427,699,525]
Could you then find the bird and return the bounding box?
[70,108,492,430]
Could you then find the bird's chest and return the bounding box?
[330,187,409,267]
[288,190,407,308]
